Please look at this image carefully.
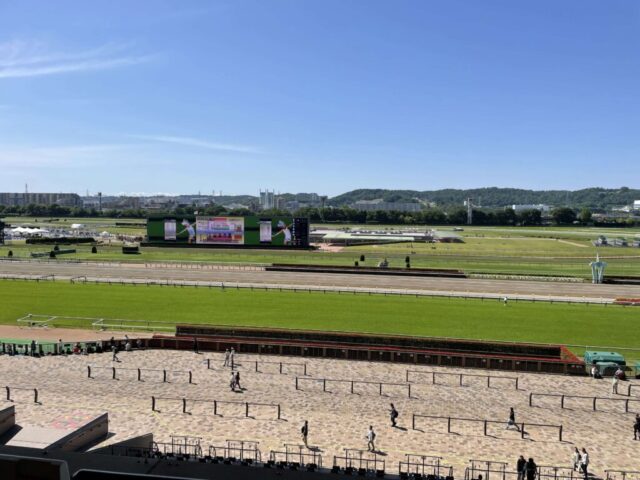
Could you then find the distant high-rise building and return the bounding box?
[0,192,81,207]
[259,190,275,210]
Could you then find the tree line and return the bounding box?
[0,203,637,227]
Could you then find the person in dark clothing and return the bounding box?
[506,407,521,431]
[525,458,537,480]
[389,403,399,427]
[516,455,527,480]
[301,420,309,447]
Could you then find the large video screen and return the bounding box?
[196,217,244,244]
[147,215,309,247]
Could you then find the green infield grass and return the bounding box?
[1,280,639,359]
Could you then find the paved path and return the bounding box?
[1,260,639,300]
[1,349,638,476]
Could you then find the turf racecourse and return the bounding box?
[1,280,638,358]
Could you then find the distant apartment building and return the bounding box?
[351,199,422,212]
[634,200,640,211]
[259,190,275,210]
[0,192,81,207]
[510,204,551,213]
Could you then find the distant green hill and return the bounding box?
[328,187,640,209]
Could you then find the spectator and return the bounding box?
[366,426,376,452]
[389,403,399,427]
[301,420,309,447]
[506,407,521,431]
[234,371,241,390]
[223,349,230,367]
[572,447,581,471]
[579,448,589,479]
[125,341,132,352]
[525,458,537,480]
[112,344,120,362]
[590,365,601,379]
[613,375,619,394]
[634,414,640,440]
[615,367,627,381]
[230,371,236,391]
[516,455,526,480]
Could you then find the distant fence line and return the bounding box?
[406,370,520,389]
[295,376,412,397]
[87,365,193,384]
[0,273,616,305]
[412,413,563,441]
[529,392,640,414]
[206,358,308,376]
[150,396,281,420]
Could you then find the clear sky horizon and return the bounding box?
[0,0,638,196]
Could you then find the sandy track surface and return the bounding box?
[0,260,638,300]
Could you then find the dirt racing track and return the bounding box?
[1,260,639,301]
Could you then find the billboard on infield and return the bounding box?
[146,215,309,248]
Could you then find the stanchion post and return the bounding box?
[487,376,491,388]
[412,414,415,430]
[406,370,409,382]
[448,417,452,433]
[520,423,525,439]
[34,389,38,404]
[163,370,167,383]
[379,383,383,396]
[207,359,210,370]
[87,366,91,378]
[5,386,9,401]
[279,362,283,374]
[303,364,307,376]
[626,399,629,413]
[189,371,193,384]
[295,377,299,390]
[213,400,217,415]
[351,381,354,394]
[138,369,141,381]
[561,395,565,409]
[245,402,249,417]
[182,398,187,414]
[559,425,563,442]
[112,367,116,379]
[323,379,326,392]
[151,396,156,412]
[408,384,411,398]
[459,374,463,386]
[515,378,519,390]
[529,393,533,407]
[277,404,281,419]
[593,397,597,411]
[483,420,487,436]
[432,372,435,384]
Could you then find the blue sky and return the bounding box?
[0,0,638,196]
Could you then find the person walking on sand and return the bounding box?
[366,426,376,452]
[223,349,230,367]
[389,403,399,427]
[230,371,236,391]
[516,455,526,480]
[572,447,581,471]
[112,344,120,362]
[613,375,619,394]
[506,407,521,431]
[234,371,241,390]
[230,348,235,369]
[301,420,309,447]
[579,448,589,480]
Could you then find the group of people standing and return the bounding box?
[223,348,241,391]
[571,448,589,479]
[515,456,537,480]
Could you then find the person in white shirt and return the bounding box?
[366,426,376,452]
[579,448,589,479]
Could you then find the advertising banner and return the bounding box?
[195,217,244,244]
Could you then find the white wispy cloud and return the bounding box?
[131,134,262,154]
[0,40,153,79]
[0,144,139,167]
